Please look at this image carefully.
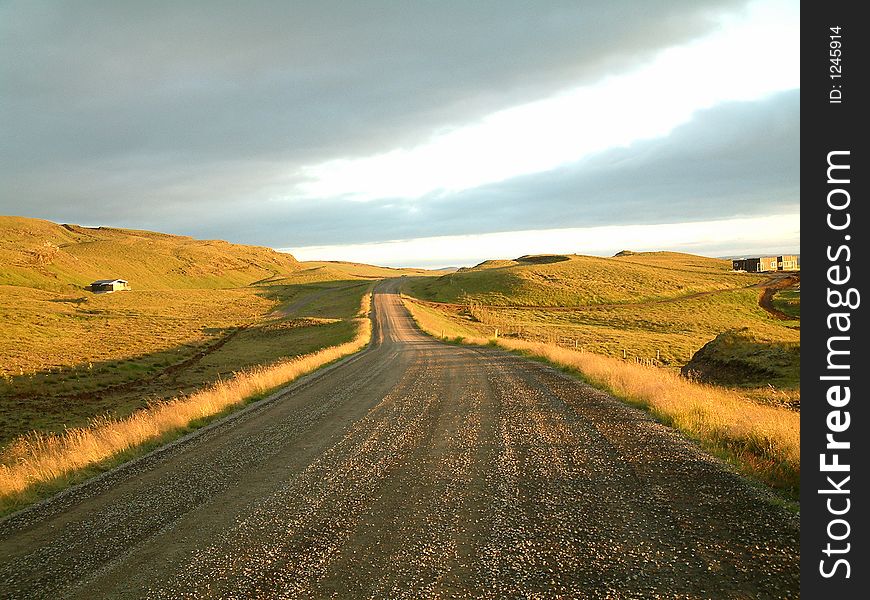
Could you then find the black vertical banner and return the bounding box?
[802,2,867,596]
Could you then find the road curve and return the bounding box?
[0,280,799,599]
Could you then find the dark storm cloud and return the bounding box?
[243,90,800,248]
[2,0,748,234]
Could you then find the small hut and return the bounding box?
[89,279,130,292]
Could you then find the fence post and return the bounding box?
[656,349,661,361]
[622,349,627,359]
[494,328,499,339]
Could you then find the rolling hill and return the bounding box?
[0,216,371,447]
[409,251,764,306]
[403,251,799,406]
[0,215,300,291]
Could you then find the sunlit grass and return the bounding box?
[0,284,370,445]
[0,293,372,514]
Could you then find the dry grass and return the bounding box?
[451,287,799,365]
[0,284,367,446]
[0,294,372,513]
[400,295,482,340]
[402,297,800,495]
[0,285,274,381]
[0,257,375,446]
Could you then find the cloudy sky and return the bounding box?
[0,0,799,267]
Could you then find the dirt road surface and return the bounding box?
[0,281,799,598]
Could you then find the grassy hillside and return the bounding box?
[403,251,799,407]
[0,215,300,291]
[410,252,764,306]
[0,216,380,447]
[681,328,800,391]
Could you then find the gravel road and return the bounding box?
[0,280,799,599]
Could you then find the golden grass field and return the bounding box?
[402,295,800,497]
[405,252,800,405]
[0,293,372,513]
[0,278,371,445]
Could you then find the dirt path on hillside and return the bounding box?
[0,280,799,598]
[756,274,800,320]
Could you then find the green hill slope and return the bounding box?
[410,252,764,306]
[0,216,300,291]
